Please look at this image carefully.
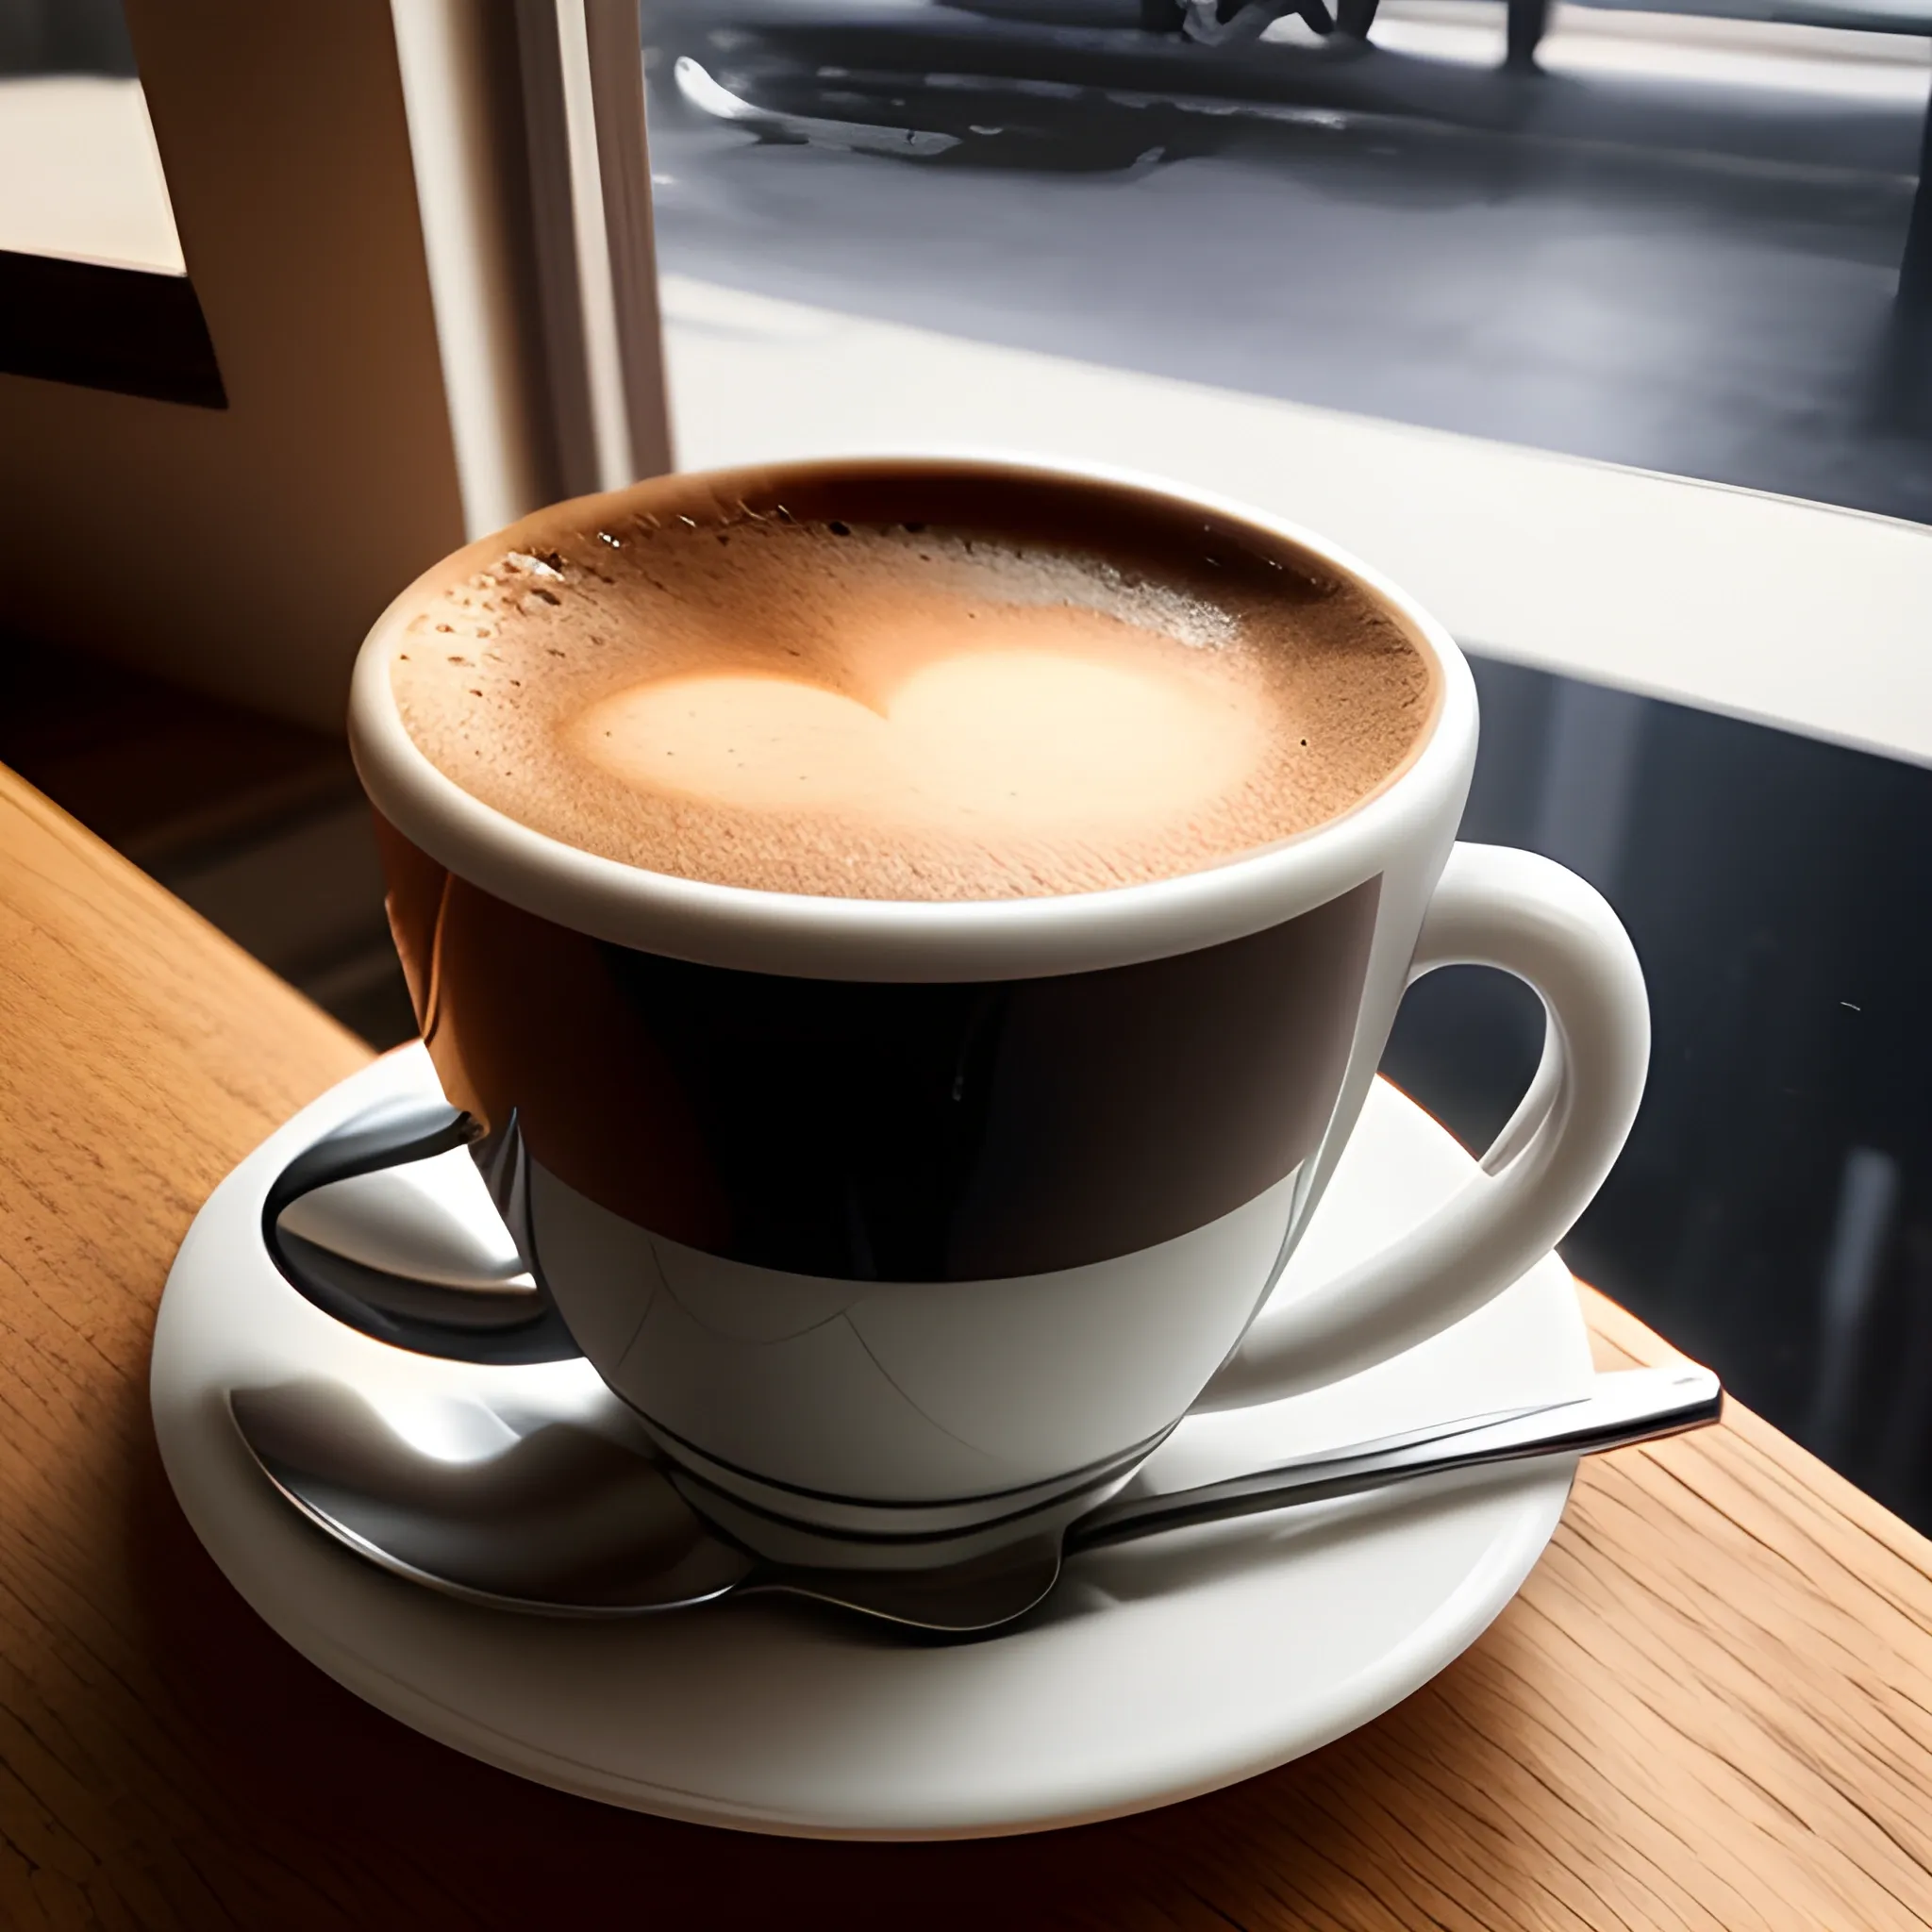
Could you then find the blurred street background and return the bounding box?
[644,0,1932,519]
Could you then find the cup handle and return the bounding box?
[261,1098,582,1364]
[1192,842,1649,1413]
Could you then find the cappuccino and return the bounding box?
[391,474,1434,900]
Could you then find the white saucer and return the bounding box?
[152,1045,1589,1840]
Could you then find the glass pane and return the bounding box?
[642,0,1932,519]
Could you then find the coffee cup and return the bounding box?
[325,456,1647,1564]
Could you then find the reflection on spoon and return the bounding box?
[230,1366,1721,1636]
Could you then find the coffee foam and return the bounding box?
[391,505,1434,902]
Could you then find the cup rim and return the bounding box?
[350,453,1474,981]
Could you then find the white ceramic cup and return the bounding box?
[335,456,1648,1560]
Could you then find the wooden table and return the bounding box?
[5,759,1931,1930]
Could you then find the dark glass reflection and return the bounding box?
[1379,656,1932,1531]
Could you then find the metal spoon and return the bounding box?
[229,1363,1720,1635]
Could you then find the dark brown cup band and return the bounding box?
[378,817,1379,1284]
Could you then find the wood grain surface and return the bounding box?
[3,759,1929,1930]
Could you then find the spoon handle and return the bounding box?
[1067,1365,1722,1554]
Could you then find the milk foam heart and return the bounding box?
[574,647,1267,834]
